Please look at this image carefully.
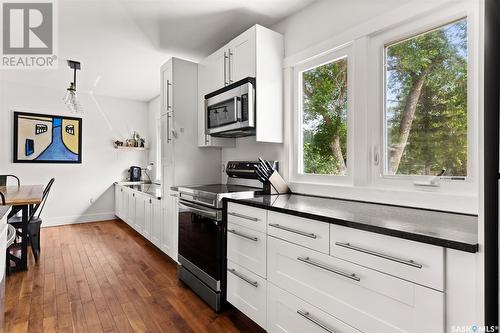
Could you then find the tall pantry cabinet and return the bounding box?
[160,58,221,261]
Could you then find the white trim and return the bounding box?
[42,212,116,227]
[291,44,354,185]
[367,5,478,195]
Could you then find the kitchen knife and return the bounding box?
[264,159,275,172]
[258,157,272,173]
[256,165,270,180]
[254,166,268,183]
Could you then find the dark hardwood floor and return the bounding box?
[4,220,264,333]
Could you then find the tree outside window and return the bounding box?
[385,19,468,177]
[301,57,348,175]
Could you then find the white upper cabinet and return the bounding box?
[228,28,256,84]
[198,24,284,146]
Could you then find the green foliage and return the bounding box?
[302,58,348,175]
[386,19,468,176]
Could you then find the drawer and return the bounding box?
[330,225,444,290]
[267,283,361,333]
[226,260,267,329]
[227,203,267,233]
[267,211,329,254]
[227,222,266,278]
[267,236,444,333]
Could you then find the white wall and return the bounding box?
[221,0,406,180]
[147,96,161,182]
[0,80,149,226]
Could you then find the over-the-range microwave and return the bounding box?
[205,77,255,138]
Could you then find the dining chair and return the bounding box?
[0,175,20,187]
[0,191,4,205]
[8,178,55,262]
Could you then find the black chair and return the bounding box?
[0,191,5,205]
[8,178,55,262]
[0,175,20,187]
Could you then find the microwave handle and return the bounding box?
[235,96,241,121]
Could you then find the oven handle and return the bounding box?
[178,200,219,220]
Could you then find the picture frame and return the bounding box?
[13,111,83,164]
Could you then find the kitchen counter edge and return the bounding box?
[223,196,478,253]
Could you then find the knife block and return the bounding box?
[263,171,290,195]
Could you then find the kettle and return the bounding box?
[129,166,142,182]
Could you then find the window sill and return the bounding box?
[289,181,478,214]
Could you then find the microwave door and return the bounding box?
[206,96,239,134]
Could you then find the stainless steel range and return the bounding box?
[175,160,275,312]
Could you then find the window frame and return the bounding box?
[367,11,478,194]
[291,44,355,186]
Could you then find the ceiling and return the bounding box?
[0,0,316,102]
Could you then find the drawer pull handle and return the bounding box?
[297,309,336,333]
[335,242,423,269]
[269,223,317,239]
[228,212,259,222]
[228,229,258,242]
[297,256,360,282]
[228,268,259,287]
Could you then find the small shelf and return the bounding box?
[114,146,149,151]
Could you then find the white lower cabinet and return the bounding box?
[227,260,267,329]
[114,185,166,256]
[151,198,162,248]
[267,236,444,333]
[227,222,267,278]
[267,283,361,333]
[134,194,146,235]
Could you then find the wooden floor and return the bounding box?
[5,220,263,333]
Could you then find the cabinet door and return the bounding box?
[134,194,146,235]
[228,28,256,83]
[121,189,129,222]
[114,185,121,218]
[143,198,153,241]
[127,192,136,227]
[160,61,173,116]
[151,198,162,248]
[161,195,178,261]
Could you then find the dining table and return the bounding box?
[0,184,44,271]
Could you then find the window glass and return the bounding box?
[385,19,468,177]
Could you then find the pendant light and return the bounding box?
[63,60,83,113]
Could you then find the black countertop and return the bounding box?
[0,206,11,221]
[115,182,162,199]
[225,194,478,253]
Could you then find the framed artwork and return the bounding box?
[13,111,82,163]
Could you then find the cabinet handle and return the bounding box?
[228,229,258,242]
[269,223,317,239]
[297,310,336,333]
[228,50,233,83]
[149,199,152,204]
[224,52,229,86]
[121,189,123,192]
[166,80,172,110]
[132,193,135,197]
[167,112,173,143]
[227,211,259,222]
[228,268,258,287]
[335,242,423,269]
[297,256,360,282]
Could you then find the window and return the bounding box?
[384,18,468,177]
[298,55,349,177]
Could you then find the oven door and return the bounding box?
[178,200,223,291]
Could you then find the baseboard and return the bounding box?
[42,212,117,227]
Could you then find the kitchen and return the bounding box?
[0,0,496,332]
